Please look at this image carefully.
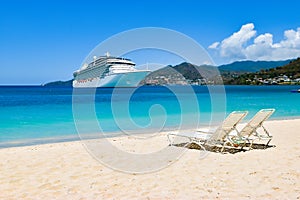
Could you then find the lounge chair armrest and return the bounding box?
[197,127,218,134]
[197,130,214,135]
[167,131,212,143]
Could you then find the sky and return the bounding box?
[0,0,300,85]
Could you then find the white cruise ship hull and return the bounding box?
[73,70,149,88]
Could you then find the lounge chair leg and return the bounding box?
[249,140,254,150]
[167,135,173,146]
[266,139,272,147]
[221,145,225,153]
[262,125,271,136]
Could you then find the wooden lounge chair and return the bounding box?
[229,109,275,148]
[167,111,248,152]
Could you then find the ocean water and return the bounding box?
[1,85,300,147]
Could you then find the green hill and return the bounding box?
[141,62,223,85]
[261,58,300,77]
[219,60,292,72]
[225,58,300,85]
[43,79,73,87]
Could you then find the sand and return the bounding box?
[1,119,300,199]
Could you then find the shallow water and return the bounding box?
[0,85,300,147]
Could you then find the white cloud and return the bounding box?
[244,33,274,59]
[208,42,220,49]
[279,28,300,49]
[209,23,300,62]
[219,23,256,59]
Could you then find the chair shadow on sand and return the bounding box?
[174,142,276,154]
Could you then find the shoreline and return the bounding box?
[1,116,299,149]
[1,117,300,149]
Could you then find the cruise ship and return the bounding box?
[73,53,150,88]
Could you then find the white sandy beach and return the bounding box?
[1,119,300,199]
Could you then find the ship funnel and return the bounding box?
[105,52,110,57]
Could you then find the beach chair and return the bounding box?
[229,109,275,148]
[167,111,248,152]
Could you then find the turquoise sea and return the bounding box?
[1,85,300,147]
